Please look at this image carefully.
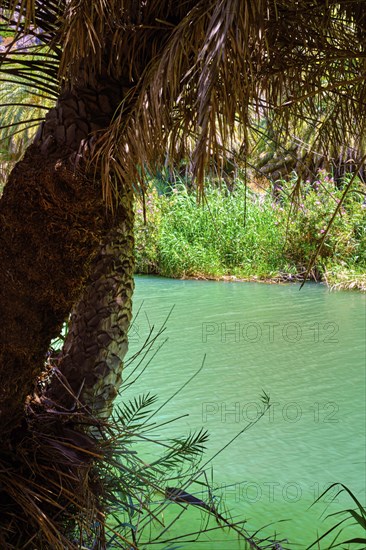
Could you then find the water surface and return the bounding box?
[120,276,366,548]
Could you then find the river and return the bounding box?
[119,276,366,549]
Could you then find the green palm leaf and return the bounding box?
[114,393,158,428]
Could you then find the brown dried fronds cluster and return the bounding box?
[1,1,365,203]
[0,373,107,550]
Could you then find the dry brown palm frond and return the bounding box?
[0,354,212,549]
[1,0,365,204]
[89,0,366,204]
[0,385,105,549]
[94,0,268,200]
[0,360,107,548]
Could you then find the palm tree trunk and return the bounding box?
[50,189,135,418]
[0,77,124,433]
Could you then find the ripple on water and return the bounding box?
[119,276,365,548]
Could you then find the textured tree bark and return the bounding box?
[50,189,135,418]
[0,77,125,433]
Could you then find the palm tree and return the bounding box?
[0,0,365,546]
[1,0,365,425]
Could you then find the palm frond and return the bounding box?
[91,0,366,203]
[114,393,158,428]
[0,67,56,184]
[1,0,366,201]
[149,428,210,472]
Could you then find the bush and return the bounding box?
[134,172,366,285]
[279,171,366,274]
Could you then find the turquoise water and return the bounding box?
[120,276,366,549]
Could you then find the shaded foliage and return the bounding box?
[0,326,281,550]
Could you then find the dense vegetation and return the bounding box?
[135,172,366,290]
[0,1,366,548]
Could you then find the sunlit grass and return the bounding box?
[134,173,366,289]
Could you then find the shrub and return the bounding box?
[134,172,366,285]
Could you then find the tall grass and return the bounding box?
[135,183,285,279]
[134,172,366,288]
[307,483,366,549]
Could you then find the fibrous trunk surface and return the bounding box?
[51,189,135,418]
[0,76,124,432]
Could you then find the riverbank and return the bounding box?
[137,269,366,291]
[134,173,366,291]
